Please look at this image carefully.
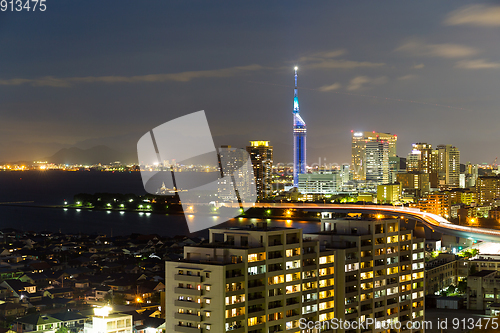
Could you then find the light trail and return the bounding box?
[222,202,500,241]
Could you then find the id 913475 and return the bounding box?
[1,0,46,11]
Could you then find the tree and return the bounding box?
[457,280,467,294]
[470,263,478,275]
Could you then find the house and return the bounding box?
[15,311,87,332]
[0,279,36,297]
[43,287,74,299]
[74,279,90,289]
[0,302,26,318]
[19,273,49,287]
[94,286,111,301]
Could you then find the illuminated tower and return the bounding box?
[293,67,306,187]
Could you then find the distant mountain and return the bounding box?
[46,145,136,165]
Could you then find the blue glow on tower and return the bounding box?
[293,66,306,187]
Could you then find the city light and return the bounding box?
[94,306,112,317]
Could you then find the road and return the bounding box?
[235,203,500,242]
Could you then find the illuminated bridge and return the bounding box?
[236,203,500,242]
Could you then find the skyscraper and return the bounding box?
[436,144,460,187]
[246,141,273,199]
[351,131,397,181]
[365,140,389,185]
[292,67,306,187]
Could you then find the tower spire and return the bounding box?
[292,66,306,187]
[293,66,299,113]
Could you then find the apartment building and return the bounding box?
[166,226,328,333]
[467,270,500,311]
[166,217,425,333]
[425,254,466,295]
[309,216,425,333]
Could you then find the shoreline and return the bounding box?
[0,202,321,222]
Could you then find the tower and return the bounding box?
[293,67,306,187]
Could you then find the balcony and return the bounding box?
[174,312,201,321]
[174,325,200,333]
[175,287,202,296]
[174,300,202,309]
[175,274,202,283]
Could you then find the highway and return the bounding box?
[236,203,500,242]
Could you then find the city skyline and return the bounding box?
[1,1,500,165]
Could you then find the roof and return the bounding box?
[470,270,497,277]
[50,311,87,321]
[16,314,60,325]
[2,279,35,291]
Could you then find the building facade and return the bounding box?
[351,132,396,182]
[246,141,273,199]
[166,217,426,333]
[298,171,342,195]
[436,145,460,188]
[365,140,389,186]
[476,176,500,206]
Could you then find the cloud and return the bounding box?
[318,83,342,92]
[395,38,479,58]
[298,49,347,63]
[412,63,425,69]
[455,59,500,69]
[398,74,417,80]
[347,76,387,91]
[0,64,264,87]
[297,49,384,70]
[445,5,500,27]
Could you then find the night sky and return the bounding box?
[1,1,499,165]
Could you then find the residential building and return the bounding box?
[310,215,425,332]
[467,270,500,311]
[298,171,342,194]
[246,141,274,199]
[436,145,460,188]
[415,192,451,218]
[425,253,462,295]
[396,172,430,199]
[165,217,426,333]
[377,183,402,204]
[476,176,500,206]
[84,309,133,333]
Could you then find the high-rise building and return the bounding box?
[246,141,273,199]
[218,145,255,202]
[476,176,500,206]
[165,226,331,333]
[309,216,425,331]
[351,131,397,181]
[436,145,460,187]
[406,143,433,173]
[389,156,406,184]
[365,140,389,185]
[292,67,306,187]
[165,218,426,333]
[396,172,430,199]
